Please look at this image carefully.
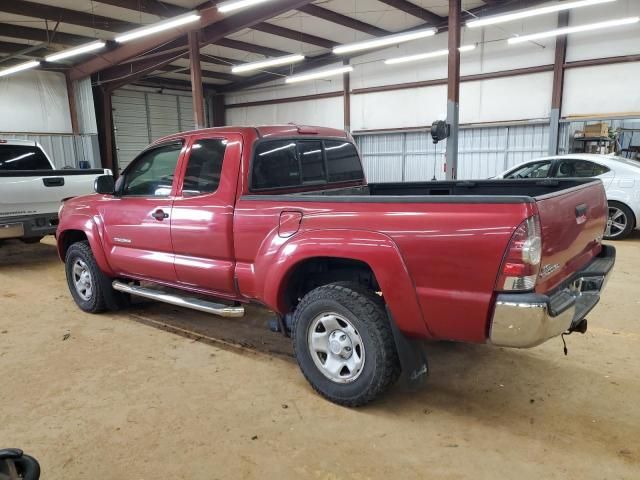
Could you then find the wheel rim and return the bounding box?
[606,207,628,238]
[308,312,365,384]
[72,258,93,301]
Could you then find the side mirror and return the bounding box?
[94,175,115,194]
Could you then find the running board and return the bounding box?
[112,281,245,318]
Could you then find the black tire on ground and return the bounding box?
[64,241,129,313]
[292,283,400,407]
[21,236,44,244]
[605,201,635,240]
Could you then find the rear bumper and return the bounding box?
[0,214,59,239]
[489,245,616,348]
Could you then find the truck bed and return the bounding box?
[282,178,599,202]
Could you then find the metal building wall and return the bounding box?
[112,88,202,173]
[356,123,551,182]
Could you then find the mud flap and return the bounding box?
[387,307,429,391]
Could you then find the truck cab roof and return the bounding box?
[152,125,350,146]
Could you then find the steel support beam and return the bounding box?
[251,22,336,49]
[549,11,570,155]
[66,74,79,135]
[343,60,351,132]
[376,0,443,24]
[0,23,90,46]
[297,4,389,36]
[93,86,115,173]
[212,95,226,127]
[446,0,461,181]
[189,31,206,130]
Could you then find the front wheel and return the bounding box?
[605,201,635,240]
[64,241,129,313]
[292,283,400,407]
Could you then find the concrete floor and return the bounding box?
[0,235,638,479]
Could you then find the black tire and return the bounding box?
[64,241,129,313]
[292,283,400,407]
[605,201,635,240]
[21,236,44,244]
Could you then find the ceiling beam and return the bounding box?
[251,22,336,49]
[103,0,315,89]
[0,40,48,55]
[155,65,235,83]
[0,0,134,32]
[214,38,289,57]
[297,4,389,36]
[0,23,91,46]
[92,0,187,17]
[376,0,443,25]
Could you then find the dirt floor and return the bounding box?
[0,235,639,479]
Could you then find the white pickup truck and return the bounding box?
[0,139,110,242]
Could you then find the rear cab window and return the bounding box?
[250,139,364,191]
[0,145,51,171]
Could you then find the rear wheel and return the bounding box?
[65,241,129,313]
[605,201,635,240]
[292,283,400,407]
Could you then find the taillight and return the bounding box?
[496,215,542,292]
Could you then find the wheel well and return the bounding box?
[59,230,88,258]
[282,257,379,312]
[608,200,637,228]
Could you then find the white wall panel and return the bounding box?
[563,62,640,117]
[226,96,344,129]
[351,85,447,131]
[460,72,553,124]
[74,77,98,135]
[566,0,640,62]
[0,70,71,134]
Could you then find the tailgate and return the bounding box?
[535,180,608,293]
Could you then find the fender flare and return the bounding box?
[57,214,115,276]
[258,229,431,338]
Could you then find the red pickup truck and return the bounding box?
[57,125,615,406]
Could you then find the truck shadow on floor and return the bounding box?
[0,237,59,267]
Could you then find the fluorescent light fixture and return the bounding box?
[0,60,40,77]
[218,0,272,13]
[508,16,639,44]
[468,0,616,28]
[385,44,476,65]
[45,41,106,62]
[333,27,437,55]
[115,12,200,43]
[286,65,354,84]
[232,54,305,74]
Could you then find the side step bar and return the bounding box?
[112,281,245,318]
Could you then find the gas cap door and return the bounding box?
[278,210,303,238]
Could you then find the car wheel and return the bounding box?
[64,241,129,313]
[605,201,635,240]
[292,283,400,407]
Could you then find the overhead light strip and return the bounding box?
[115,12,201,43]
[0,60,41,77]
[286,66,354,84]
[468,0,617,28]
[217,0,274,13]
[232,54,305,74]
[508,16,639,44]
[385,44,476,65]
[333,27,437,55]
[45,41,106,62]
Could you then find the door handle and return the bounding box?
[43,177,65,187]
[152,209,169,221]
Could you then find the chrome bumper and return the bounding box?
[489,245,616,348]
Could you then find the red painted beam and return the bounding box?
[189,31,206,129]
[214,38,289,57]
[0,23,91,46]
[377,0,443,25]
[0,0,134,32]
[297,4,389,36]
[251,22,336,49]
[93,0,187,17]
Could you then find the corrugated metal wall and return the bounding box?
[112,88,199,173]
[356,123,551,182]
